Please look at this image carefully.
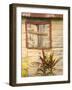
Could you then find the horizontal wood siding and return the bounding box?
[21,18,63,76]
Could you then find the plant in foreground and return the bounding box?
[31,50,61,76]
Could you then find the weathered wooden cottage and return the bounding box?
[21,13,63,77]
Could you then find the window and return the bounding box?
[25,20,51,49]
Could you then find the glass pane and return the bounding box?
[27,33,38,48]
[27,24,38,48]
[27,24,37,32]
[38,24,50,48]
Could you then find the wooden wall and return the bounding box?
[21,18,63,76]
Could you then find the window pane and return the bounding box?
[27,24,38,48]
[38,24,50,48]
[27,33,38,48]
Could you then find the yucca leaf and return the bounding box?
[52,59,60,67]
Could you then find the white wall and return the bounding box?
[0,0,72,90]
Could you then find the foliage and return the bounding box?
[21,56,29,77]
[31,50,61,76]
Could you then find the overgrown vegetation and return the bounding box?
[22,50,62,77]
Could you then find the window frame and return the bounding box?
[25,19,52,49]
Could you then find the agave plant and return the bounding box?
[31,50,61,76]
